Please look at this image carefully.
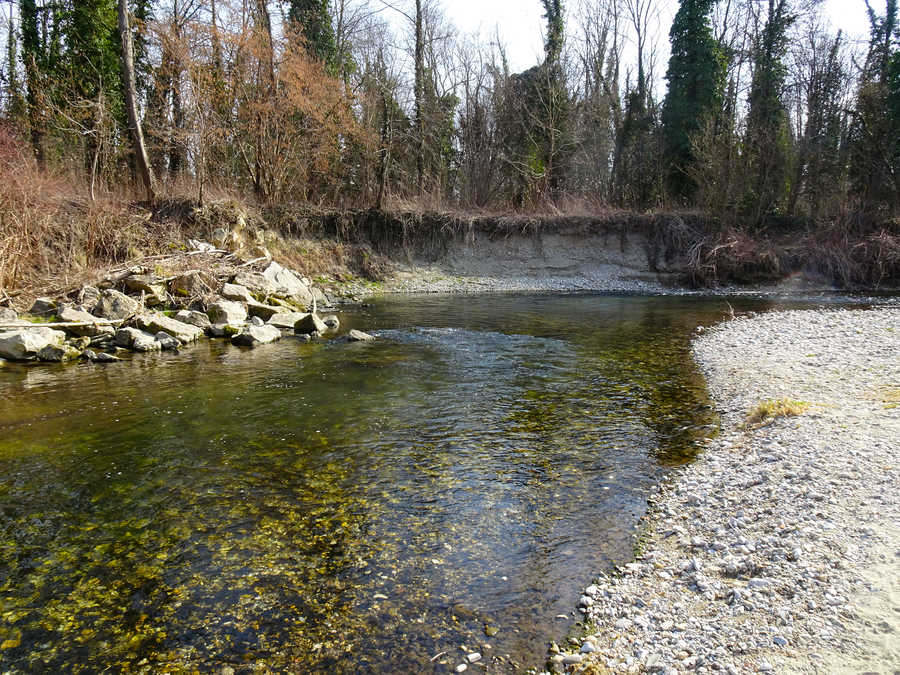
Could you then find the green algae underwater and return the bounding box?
[0,294,775,673]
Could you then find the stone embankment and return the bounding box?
[553,308,899,674]
[0,255,373,364]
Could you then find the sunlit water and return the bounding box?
[1,293,887,673]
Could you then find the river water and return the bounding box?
[0,293,877,673]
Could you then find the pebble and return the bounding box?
[570,309,899,674]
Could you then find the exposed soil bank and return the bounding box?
[4,202,899,306]
[263,208,900,295]
[558,309,899,674]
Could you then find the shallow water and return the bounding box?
[0,293,874,673]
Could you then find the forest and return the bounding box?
[0,0,899,290]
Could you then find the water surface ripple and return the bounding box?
[0,294,828,672]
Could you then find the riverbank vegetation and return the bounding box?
[1,0,899,296]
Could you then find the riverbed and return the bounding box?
[0,293,892,673]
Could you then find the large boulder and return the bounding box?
[174,310,212,329]
[124,275,167,306]
[230,271,277,298]
[93,289,140,321]
[221,283,255,303]
[207,300,248,325]
[294,313,327,335]
[263,262,314,308]
[169,271,209,298]
[29,297,58,316]
[134,313,204,343]
[0,327,67,361]
[37,343,83,362]
[312,287,330,308]
[57,306,116,338]
[267,312,308,330]
[115,327,161,352]
[155,332,181,351]
[78,286,101,308]
[231,324,282,347]
[207,323,242,338]
[247,300,281,321]
[0,308,23,325]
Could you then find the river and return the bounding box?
[0,293,879,673]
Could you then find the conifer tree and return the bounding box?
[851,0,900,213]
[744,0,794,220]
[288,0,337,67]
[661,0,724,201]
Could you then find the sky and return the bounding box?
[440,0,874,73]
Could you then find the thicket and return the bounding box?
[0,0,899,289]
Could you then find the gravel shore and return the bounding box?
[558,308,900,674]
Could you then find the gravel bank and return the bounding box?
[559,308,900,674]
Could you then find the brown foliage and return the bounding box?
[0,126,179,297]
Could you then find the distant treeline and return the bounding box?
[1,0,898,224]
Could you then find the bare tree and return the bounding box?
[118,0,156,201]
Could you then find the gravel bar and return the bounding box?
[556,308,900,674]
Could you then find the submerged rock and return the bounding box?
[267,312,308,331]
[0,327,67,361]
[231,324,281,347]
[83,349,121,363]
[295,313,327,335]
[347,329,375,342]
[93,289,140,321]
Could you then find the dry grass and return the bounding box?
[0,129,184,306]
[881,388,900,409]
[746,399,811,426]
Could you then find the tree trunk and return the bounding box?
[414,0,425,197]
[118,0,156,201]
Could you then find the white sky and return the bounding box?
[442,0,874,73]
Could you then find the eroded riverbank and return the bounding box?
[563,308,900,674]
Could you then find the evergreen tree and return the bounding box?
[850,0,900,213]
[660,0,724,202]
[5,17,27,121]
[288,0,337,67]
[744,0,795,221]
[539,0,571,199]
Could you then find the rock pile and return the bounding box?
[0,260,375,364]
